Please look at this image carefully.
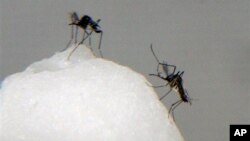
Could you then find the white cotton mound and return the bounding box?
[0,45,184,141]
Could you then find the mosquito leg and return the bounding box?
[160,87,172,100]
[150,45,166,76]
[61,25,74,52]
[74,26,78,44]
[169,65,176,75]
[67,31,89,60]
[82,30,95,52]
[79,31,88,44]
[160,63,176,76]
[146,80,169,88]
[156,63,163,75]
[70,24,74,44]
[67,44,80,60]
[172,100,183,112]
[168,100,183,121]
[88,35,92,46]
[161,64,176,71]
[98,31,103,58]
[171,101,183,121]
[150,84,168,88]
[80,31,91,43]
[149,73,166,81]
[168,100,182,116]
[150,44,160,63]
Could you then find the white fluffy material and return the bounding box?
[0,45,184,141]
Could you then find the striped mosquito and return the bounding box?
[65,12,103,60]
[149,44,192,120]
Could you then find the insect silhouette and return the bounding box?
[65,12,103,60]
[149,44,192,120]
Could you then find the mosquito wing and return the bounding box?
[70,12,79,23]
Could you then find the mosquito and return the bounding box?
[66,12,103,60]
[149,44,192,120]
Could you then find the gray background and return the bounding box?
[0,0,249,141]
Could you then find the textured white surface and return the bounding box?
[0,45,184,141]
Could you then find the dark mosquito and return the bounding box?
[66,12,103,60]
[149,44,192,120]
